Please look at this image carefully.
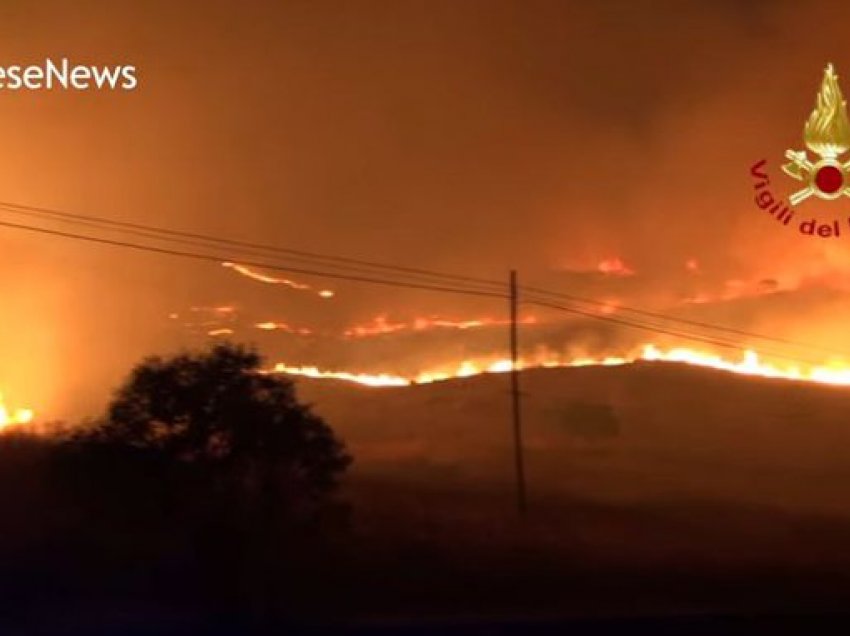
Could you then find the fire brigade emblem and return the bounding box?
[782,63,850,205]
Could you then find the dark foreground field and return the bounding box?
[6,361,850,633]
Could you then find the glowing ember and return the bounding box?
[191,306,236,314]
[268,344,850,389]
[596,300,620,315]
[255,322,313,335]
[682,277,781,305]
[598,258,635,276]
[344,314,537,338]
[344,315,406,337]
[0,393,34,430]
[223,262,335,299]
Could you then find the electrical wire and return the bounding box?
[522,284,846,357]
[0,200,507,293]
[0,199,846,363]
[526,297,834,367]
[0,219,510,300]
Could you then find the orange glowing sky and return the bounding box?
[3,1,850,418]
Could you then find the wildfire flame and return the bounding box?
[269,344,850,389]
[0,393,34,431]
[255,321,313,335]
[598,258,635,277]
[804,63,850,158]
[198,314,538,340]
[343,314,537,338]
[271,363,410,387]
[222,262,335,299]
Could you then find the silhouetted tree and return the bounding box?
[80,342,350,508]
[61,343,352,617]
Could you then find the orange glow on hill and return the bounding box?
[343,314,538,338]
[0,393,34,431]
[269,344,850,388]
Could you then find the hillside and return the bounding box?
[7,360,850,627]
[297,360,850,516]
[283,362,850,618]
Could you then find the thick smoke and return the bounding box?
[1,0,850,416]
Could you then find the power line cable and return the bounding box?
[0,204,507,294]
[526,298,832,367]
[0,200,507,292]
[0,199,845,361]
[0,220,510,300]
[522,284,846,357]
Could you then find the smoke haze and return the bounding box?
[2,0,850,416]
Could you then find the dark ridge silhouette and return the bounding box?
[5,351,850,632]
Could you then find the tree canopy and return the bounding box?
[76,342,351,508]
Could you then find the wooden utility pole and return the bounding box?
[509,270,527,514]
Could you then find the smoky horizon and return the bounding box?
[2,0,850,421]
